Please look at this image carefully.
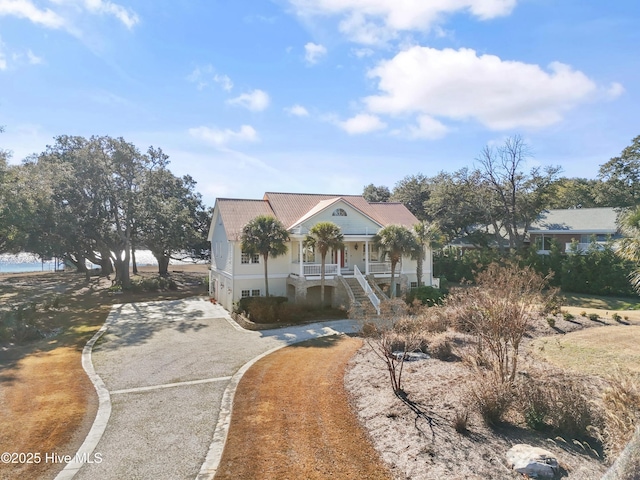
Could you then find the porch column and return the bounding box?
[336,248,342,276]
[299,241,303,277]
[365,240,370,275]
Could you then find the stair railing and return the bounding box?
[354,265,380,315]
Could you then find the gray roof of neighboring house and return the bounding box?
[529,207,620,234]
[210,192,419,241]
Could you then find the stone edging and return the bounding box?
[54,307,116,480]
[196,332,347,480]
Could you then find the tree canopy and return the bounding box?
[304,221,344,304]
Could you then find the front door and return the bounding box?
[333,248,346,268]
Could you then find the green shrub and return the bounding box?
[236,296,288,323]
[405,286,446,307]
[612,313,622,322]
[588,313,600,322]
[546,317,556,328]
[562,311,575,321]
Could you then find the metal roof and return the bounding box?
[529,207,619,234]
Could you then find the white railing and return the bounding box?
[368,262,392,274]
[565,242,606,254]
[354,265,380,315]
[303,263,338,276]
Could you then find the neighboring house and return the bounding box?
[528,207,620,254]
[208,192,434,313]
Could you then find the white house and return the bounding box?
[208,192,435,313]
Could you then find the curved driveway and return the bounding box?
[69,298,358,480]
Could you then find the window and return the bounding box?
[241,290,250,298]
[368,244,379,262]
[251,289,261,297]
[241,251,260,264]
[534,237,552,251]
[410,282,418,289]
[332,208,347,216]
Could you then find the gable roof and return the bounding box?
[211,192,419,241]
[213,198,274,241]
[287,197,383,230]
[529,207,619,234]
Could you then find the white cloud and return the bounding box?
[82,0,139,28]
[408,115,449,139]
[606,82,625,99]
[0,0,66,28]
[26,49,42,64]
[213,73,233,92]
[227,89,270,112]
[189,125,258,147]
[285,104,309,117]
[289,0,517,44]
[0,0,139,32]
[352,47,374,58]
[304,42,327,65]
[364,46,598,130]
[187,65,233,92]
[338,113,386,134]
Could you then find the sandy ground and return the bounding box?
[344,342,608,480]
[216,335,393,480]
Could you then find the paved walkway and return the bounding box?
[64,298,358,480]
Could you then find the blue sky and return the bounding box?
[1,0,638,208]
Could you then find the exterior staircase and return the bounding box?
[344,277,378,318]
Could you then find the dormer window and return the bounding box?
[332,208,347,217]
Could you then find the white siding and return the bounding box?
[299,201,381,235]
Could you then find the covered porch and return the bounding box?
[289,235,396,279]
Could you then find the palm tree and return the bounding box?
[304,221,344,305]
[373,224,416,298]
[241,215,289,297]
[411,222,442,287]
[616,206,640,293]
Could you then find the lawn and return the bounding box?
[562,292,640,311]
[531,325,640,377]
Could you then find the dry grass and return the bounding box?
[215,335,392,480]
[0,266,208,480]
[531,325,640,376]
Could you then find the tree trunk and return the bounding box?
[132,245,138,274]
[263,254,269,297]
[320,253,326,305]
[157,253,170,276]
[114,248,131,288]
[68,253,88,274]
[416,251,423,288]
[390,262,397,298]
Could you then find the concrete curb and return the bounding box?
[54,306,118,480]
[196,332,347,480]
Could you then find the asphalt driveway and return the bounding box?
[68,297,358,480]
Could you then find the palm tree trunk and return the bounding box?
[320,253,326,305]
[390,262,397,298]
[263,254,269,297]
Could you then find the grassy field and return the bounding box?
[562,292,640,311]
[531,325,640,377]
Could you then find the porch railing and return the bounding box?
[303,263,339,276]
[354,265,380,315]
[368,262,392,274]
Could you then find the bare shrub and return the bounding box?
[469,376,513,427]
[515,371,595,439]
[365,321,422,394]
[452,409,469,434]
[427,332,453,360]
[515,381,550,431]
[447,262,549,384]
[600,370,640,461]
